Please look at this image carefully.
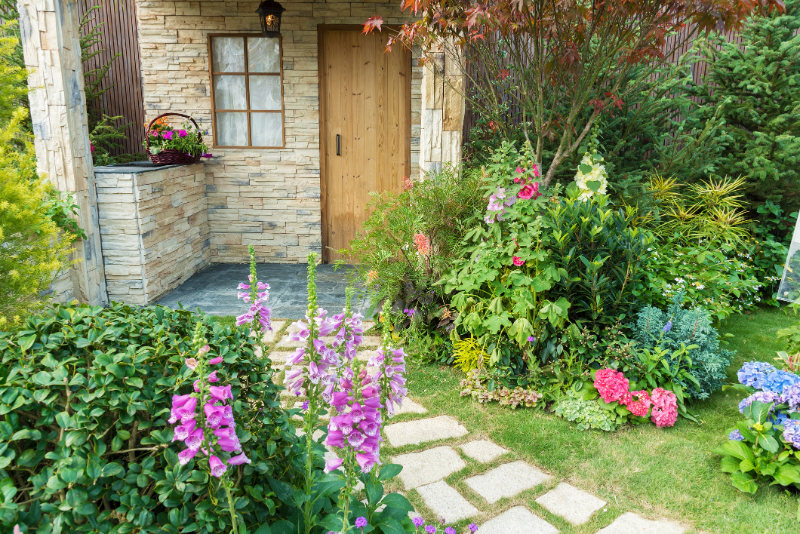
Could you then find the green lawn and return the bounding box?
[401,307,800,533]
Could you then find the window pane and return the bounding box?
[251,113,282,147]
[248,37,280,73]
[249,76,281,110]
[216,112,248,146]
[212,37,245,72]
[213,75,246,110]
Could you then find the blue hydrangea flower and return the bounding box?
[762,370,800,395]
[728,429,745,441]
[781,382,800,412]
[739,390,779,414]
[737,361,778,389]
[783,419,800,449]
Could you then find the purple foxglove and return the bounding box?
[237,291,250,301]
[360,420,380,437]
[284,368,303,382]
[256,281,269,290]
[185,428,204,450]
[209,455,227,478]
[308,362,324,384]
[287,348,305,365]
[313,339,327,353]
[207,371,219,382]
[362,386,379,398]
[217,436,241,452]
[322,383,335,404]
[326,430,345,448]
[324,457,343,473]
[228,452,251,465]
[237,283,250,290]
[356,452,375,473]
[178,447,198,465]
[318,320,337,336]
[209,384,232,401]
[208,356,224,365]
[205,403,226,428]
[351,403,364,423]
[385,399,396,417]
[348,430,365,447]
[363,397,381,409]
[331,391,350,409]
[236,312,254,326]
[171,397,197,424]
[173,419,197,441]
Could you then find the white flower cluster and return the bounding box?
[574,152,608,200]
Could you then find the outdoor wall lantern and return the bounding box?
[256,0,285,37]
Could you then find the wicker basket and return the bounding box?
[146,112,204,165]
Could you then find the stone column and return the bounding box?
[17,0,108,306]
[419,42,465,178]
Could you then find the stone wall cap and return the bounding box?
[95,161,204,174]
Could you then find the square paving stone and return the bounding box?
[596,512,685,534]
[384,415,468,447]
[479,506,558,534]
[396,397,428,415]
[392,446,466,489]
[361,336,382,347]
[535,482,606,525]
[416,481,479,523]
[465,461,552,504]
[459,440,508,463]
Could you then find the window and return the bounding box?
[208,35,284,148]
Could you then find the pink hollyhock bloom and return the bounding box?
[518,184,536,199]
[532,164,540,177]
[622,390,652,417]
[650,388,678,428]
[594,368,629,403]
[199,345,210,356]
[512,256,525,266]
[516,166,523,174]
[325,457,343,473]
[209,455,227,478]
[185,428,204,450]
[209,356,223,365]
[185,357,198,370]
[178,447,198,465]
[209,385,232,402]
[228,452,251,465]
[172,419,197,441]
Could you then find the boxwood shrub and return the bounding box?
[0,302,298,533]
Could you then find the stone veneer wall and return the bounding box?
[94,163,209,304]
[136,0,422,264]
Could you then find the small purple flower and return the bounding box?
[301,400,309,411]
[201,153,213,158]
[728,429,744,441]
[425,526,436,534]
[445,528,456,534]
[468,524,478,533]
[412,517,425,528]
[527,336,535,343]
[355,516,368,529]
[663,320,672,333]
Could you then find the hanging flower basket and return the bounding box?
[144,113,210,166]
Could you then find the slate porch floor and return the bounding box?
[154,263,369,319]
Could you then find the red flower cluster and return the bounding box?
[513,166,542,200]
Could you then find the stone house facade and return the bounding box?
[18,0,465,306]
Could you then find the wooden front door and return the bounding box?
[319,26,411,263]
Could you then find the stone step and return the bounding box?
[479,506,558,534]
[392,446,466,490]
[596,512,685,534]
[459,440,509,464]
[384,415,468,448]
[464,460,552,504]
[535,482,606,526]
[416,480,479,524]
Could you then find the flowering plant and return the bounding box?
[145,120,210,157]
[715,361,800,495]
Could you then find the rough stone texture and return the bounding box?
[385,415,468,447]
[396,398,427,415]
[459,440,509,464]
[360,336,382,347]
[465,461,552,504]
[479,506,559,534]
[415,481,479,523]
[535,482,606,526]
[19,0,107,306]
[135,0,424,264]
[259,320,286,343]
[95,163,209,304]
[596,513,685,534]
[392,446,466,489]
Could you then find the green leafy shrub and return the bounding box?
[0,302,297,532]
[547,186,653,331]
[633,296,735,400]
[554,390,620,432]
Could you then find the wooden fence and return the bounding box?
[462,27,744,139]
[79,0,145,157]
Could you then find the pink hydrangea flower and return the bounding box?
[594,368,629,403]
[622,390,652,417]
[650,387,678,428]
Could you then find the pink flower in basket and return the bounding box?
[162,131,174,140]
[179,129,188,138]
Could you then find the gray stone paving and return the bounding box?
[596,512,685,534]
[465,460,553,504]
[479,506,559,534]
[154,263,369,318]
[392,446,467,489]
[416,481,479,523]
[384,415,468,447]
[459,440,508,463]
[536,482,606,526]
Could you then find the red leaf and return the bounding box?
[362,15,384,34]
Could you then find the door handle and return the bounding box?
[336,134,341,156]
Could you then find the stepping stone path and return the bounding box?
[274,322,685,534]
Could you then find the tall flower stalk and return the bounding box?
[236,244,272,359]
[170,321,251,534]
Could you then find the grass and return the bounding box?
[397,306,800,533]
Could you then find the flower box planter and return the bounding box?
[145,112,207,166]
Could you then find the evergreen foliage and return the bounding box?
[688,0,800,215]
[633,294,735,400]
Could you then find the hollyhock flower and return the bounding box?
[178,447,198,465]
[209,455,227,478]
[228,452,251,465]
[518,183,537,199]
[325,457,344,473]
[594,369,629,403]
[209,356,223,365]
[209,384,232,402]
[650,388,678,428]
[185,357,198,370]
[532,164,540,177]
[512,256,524,266]
[622,390,651,417]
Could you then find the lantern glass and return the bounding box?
[256,0,285,37]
